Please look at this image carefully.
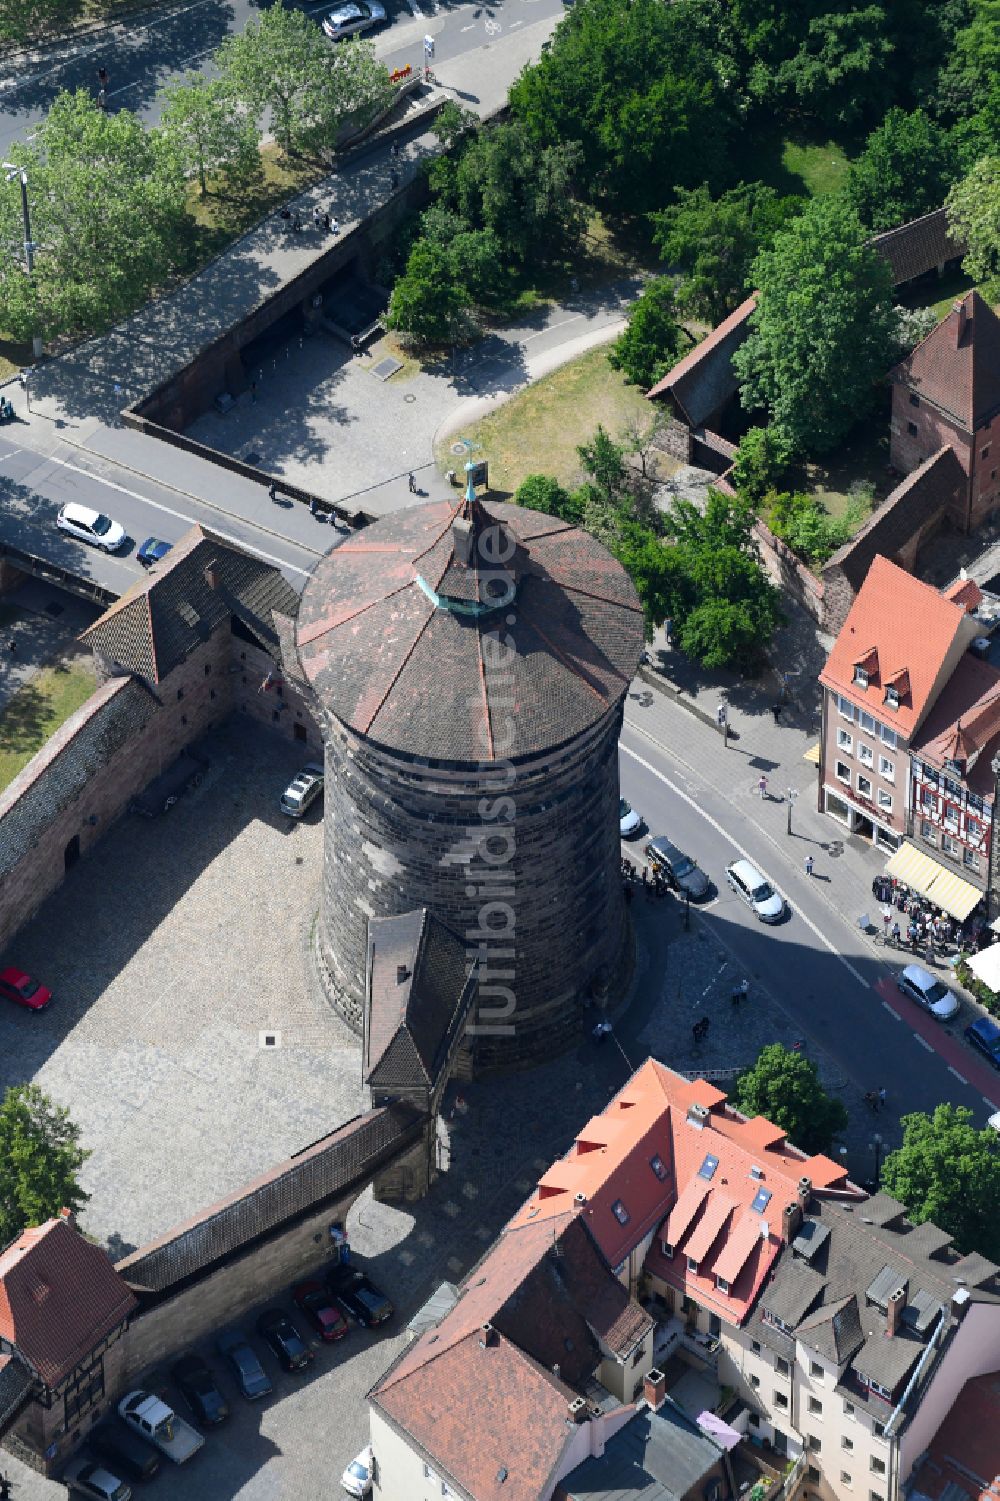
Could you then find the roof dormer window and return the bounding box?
[649,1154,668,1182]
[854,667,868,688]
[686,1256,699,1273]
[884,687,899,709]
[716,1275,730,1294]
[612,1199,630,1226]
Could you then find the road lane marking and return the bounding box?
[948,1067,968,1084]
[985,1096,997,1109]
[914,1034,934,1052]
[881,1002,901,1020]
[26,449,313,578]
[620,739,871,989]
[523,315,581,344]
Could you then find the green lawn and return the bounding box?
[780,139,851,197]
[802,414,890,522]
[437,345,655,494]
[0,657,97,794]
[898,266,979,323]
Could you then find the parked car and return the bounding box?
[322,0,385,38]
[897,964,960,1021]
[645,838,711,900]
[0,966,52,1010]
[256,1310,314,1371]
[725,858,784,923]
[117,1391,204,1464]
[89,1422,160,1482]
[327,1264,394,1327]
[280,763,324,818]
[137,537,172,568]
[62,1456,131,1501]
[171,1353,229,1426]
[216,1331,272,1400]
[57,502,126,553]
[965,1015,1000,1068]
[341,1445,375,1498]
[292,1279,350,1341]
[619,798,642,838]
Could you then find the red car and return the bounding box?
[292,1280,349,1341]
[0,968,52,1011]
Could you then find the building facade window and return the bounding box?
[964,848,981,871]
[859,711,876,735]
[858,742,874,768]
[877,790,893,812]
[775,1358,790,1377]
[749,1374,760,1389]
[774,1391,789,1409]
[842,1474,853,1487]
[907,421,918,435]
[871,1459,886,1476]
[808,1396,823,1413]
[836,761,851,784]
[857,773,873,799]
[920,819,937,844]
[880,725,897,749]
[843,1437,854,1451]
[854,667,868,688]
[942,832,960,857]
[909,394,919,407]
[879,756,894,780]
[808,1435,822,1452]
[751,1341,761,1355]
[844,1402,856,1418]
[837,729,854,752]
[839,695,855,720]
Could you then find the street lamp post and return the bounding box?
[3,163,42,360]
[787,787,798,836]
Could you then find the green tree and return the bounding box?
[947,156,1000,296]
[881,1105,1000,1261]
[219,1,389,159]
[159,73,260,198]
[764,489,865,565]
[611,521,674,637]
[653,183,802,326]
[0,1084,90,1245]
[733,195,895,456]
[514,473,579,519]
[845,109,959,232]
[936,0,1000,120]
[775,6,893,131]
[386,238,467,345]
[0,90,186,343]
[577,425,632,507]
[431,100,478,151]
[733,1044,849,1156]
[450,122,584,270]
[509,0,732,216]
[0,0,82,43]
[608,278,685,389]
[659,490,784,670]
[731,426,793,504]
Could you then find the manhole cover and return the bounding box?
[244,451,261,465]
[371,355,403,381]
[451,442,466,455]
[404,392,417,403]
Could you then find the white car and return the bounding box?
[63,1456,132,1501]
[897,964,960,1021]
[619,798,642,838]
[341,1445,374,1498]
[57,501,126,553]
[280,763,325,818]
[322,0,385,39]
[726,858,785,923]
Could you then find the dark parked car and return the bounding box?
[292,1279,349,1341]
[327,1264,394,1327]
[645,837,711,900]
[966,1015,1000,1069]
[136,537,172,568]
[88,1424,160,1483]
[256,1310,314,1371]
[171,1353,229,1426]
[215,1331,272,1400]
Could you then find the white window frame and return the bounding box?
[877,789,893,812]
[839,695,855,721]
[920,819,937,845]
[857,773,873,799]
[858,741,874,768]
[964,847,981,871]
[859,711,876,736]
[880,724,897,749]
[884,686,899,709]
[837,729,854,752]
[836,761,851,785]
[879,756,894,781]
[854,667,868,688]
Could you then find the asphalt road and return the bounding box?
[619,719,1000,1129]
[0,0,565,159]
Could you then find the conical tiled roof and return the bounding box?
[296,498,644,763]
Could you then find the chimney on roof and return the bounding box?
[567,1397,589,1424]
[954,298,968,346]
[452,515,474,566]
[887,1282,907,1338]
[951,1287,971,1320]
[782,1201,803,1246]
[797,1176,813,1210]
[204,561,220,590]
[396,963,410,984]
[644,1369,666,1412]
[57,1207,76,1231]
[687,1102,710,1129]
[479,1323,497,1348]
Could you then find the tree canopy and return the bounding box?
[845,108,959,231]
[608,278,686,390]
[653,184,802,327]
[880,1104,1000,1261]
[0,1084,90,1246]
[733,195,895,456]
[947,155,1000,297]
[0,91,187,343]
[733,1044,849,1156]
[159,73,260,198]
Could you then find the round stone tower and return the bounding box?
[295,496,644,1070]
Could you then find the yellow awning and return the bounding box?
[803,742,820,765]
[925,866,983,922]
[885,843,941,896]
[885,842,983,921]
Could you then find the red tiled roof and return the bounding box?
[712,1211,767,1287]
[665,1179,710,1247]
[910,652,1000,798]
[684,1192,735,1264]
[908,1372,1000,1501]
[945,577,983,611]
[819,555,972,738]
[891,290,1000,430]
[0,1220,136,1388]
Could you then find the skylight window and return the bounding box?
[612,1199,630,1225]
[698,1153,720,1181]
[751,1187,773,1214]
[650,1154,668,1182]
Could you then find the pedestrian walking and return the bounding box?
[664,616,672,646]
[758,774,768,799]
[890,920,901,946]
[390,168,400,191]
[293,212,302,232]
[313,205,323,230]
[330,216,340,236]
[641,867,648,887]
[772,701,782,725]
[408,471,417,493]
[882,906,893,938]
[390,140,400,159]
[864,1091,879,1112]
[731,979,749,1006]
[804,854,814,877]
[878,1086,887,1108]
[323,211,331,232]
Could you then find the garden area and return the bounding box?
[0,653,96,793]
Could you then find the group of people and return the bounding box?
[864,1087,888,1112]
[620,857,671,901]
[280,206,340,236]
[880,904,954,954]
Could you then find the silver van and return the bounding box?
[725,858,784,923]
